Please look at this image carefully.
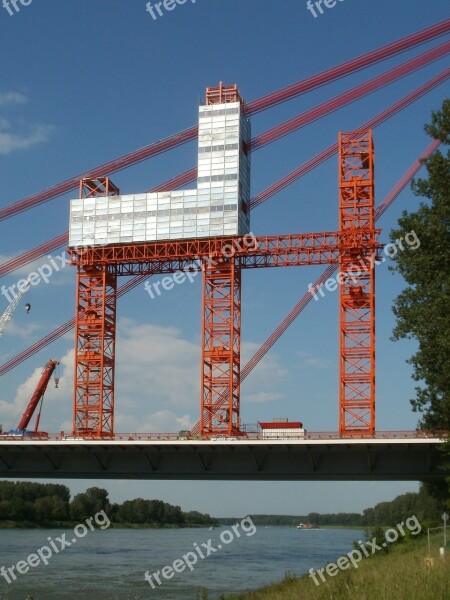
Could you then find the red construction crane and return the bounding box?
[0,21,447,438]
[14,359,59,435]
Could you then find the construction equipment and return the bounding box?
[3,359,59,438]
[0,19,449,440]
[65,82,379,440]
[0,277,31,339]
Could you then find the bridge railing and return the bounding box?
[0,430,446,441]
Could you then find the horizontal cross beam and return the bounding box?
[69,231,381,276]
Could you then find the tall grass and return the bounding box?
[218,535,450,600]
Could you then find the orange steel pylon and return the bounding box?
[205,82,242,106]
[69,119,379,437]
[201,259,241,436]
[78,177,120,199]
[73,179,118,437]
[338,131,378,436]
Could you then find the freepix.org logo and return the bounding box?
[306,0,346,19]
[308,515,422,586]
[143,233,259,300]
[2,0,32,17]
[144,517,257,590]
[145,0,197,21]
[307,230,421,302]
[0,510,111,585]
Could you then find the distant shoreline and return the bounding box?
[0,522,365,531]
[0,521,219,530]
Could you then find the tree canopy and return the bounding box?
[389,99,450,430]
[0,482,218,527]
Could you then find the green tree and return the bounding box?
[34,495,68,522]
[389,99,450,430]
[163,503,184,525]
[69,487,109,521]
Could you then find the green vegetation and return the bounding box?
[1,481,445,530]
[218,535,449,600]
[217,514,361,527]
[389,99,450,510]
[389,99,450,431]
[218,485,444,529]
[0,482,69,526]
[0,482,218,528]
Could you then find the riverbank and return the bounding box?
[0,520,217,529]
[221,535,449,600]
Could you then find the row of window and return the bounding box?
[198,143,239,153]
[198,107,240,117]
[70,226,242,240]
[71,195,240,212]
[72,218,241,231]
[197,174,238,183]
[78,222,239,231]
[70,204,239,222]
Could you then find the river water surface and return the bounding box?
[0,526,364,599]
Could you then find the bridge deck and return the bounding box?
[0,437,447,481]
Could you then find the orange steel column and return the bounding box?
[338,131,377,436]
[200,259,241,437]
[73,267,116,437]
[72,178,119,438]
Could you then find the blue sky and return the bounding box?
[0,0,449,516]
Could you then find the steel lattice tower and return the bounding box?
[73,178,119,437]
[69,89,380,439]
[338,132,378,435]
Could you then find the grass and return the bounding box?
[217,534,450,600]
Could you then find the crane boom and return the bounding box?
[0,277,30,338]
[16,359,59,432]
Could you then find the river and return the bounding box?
[0,526,364,599]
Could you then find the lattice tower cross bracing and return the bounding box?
[68,84,379,438]
[338,132,377,436]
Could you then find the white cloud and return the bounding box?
[297,351,332,369]
[0,318,43,339]
[0,91,54,155]
[245,391,285,404]
[0,356,66,432]
[305,357,331,369]
[0,250,73,286]
[0,321,199,433]
[115,410,192,434]
[0,320,288,434]
[238,341,288,409]
[116,319,200,409]
[241,341,288,385]
[0,124,55,155]
[0,91,27,107]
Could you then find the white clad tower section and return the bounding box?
[69,84,251,247]
[197,97,250,237]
